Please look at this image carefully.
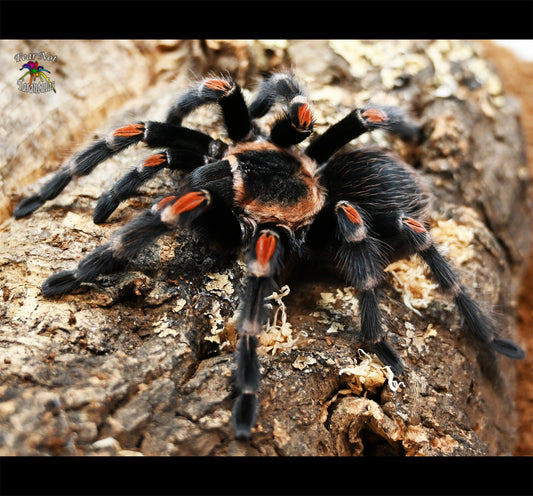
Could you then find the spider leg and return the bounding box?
[165,76,252,142]
[40,183,239,296]
[334,201,405,375]
[13,122,215,220]
[400,216,525,360]
[233,225,289,438]
[248,73,314,147]
[305,105,421,164]
[13,123,146,219]
[93,149,205,224]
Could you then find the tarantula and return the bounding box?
[13,72,525,438]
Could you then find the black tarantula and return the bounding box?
[13,72,525,438]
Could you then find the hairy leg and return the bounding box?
[165,76,252,142]
[13,122,215,219]
[232,225,290,437]
[400,215,525,359]
[305,105,421,164]
[42,189,222,296]
[334,200,405,375]
[249,73,314,147]
[93,149,204,223]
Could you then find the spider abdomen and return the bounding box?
[324,149,430,231]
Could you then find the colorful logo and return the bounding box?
[18,60,56,94]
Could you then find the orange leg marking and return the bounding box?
[361,108,388,124]
[255,232,277,266]
[404,217,426,233]
[112,123,145,137]
[169,191,208,217]
[155,195,178,211]
[143,153,167,168]
[204,79,233,92]
[298,103,313,129]
[340,203,363,225]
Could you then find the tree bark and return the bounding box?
[0,40,530,456]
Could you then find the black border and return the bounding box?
[0,2,532,496]
[1,455,532,496]
[1,0,532,39]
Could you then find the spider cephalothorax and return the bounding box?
[13,72,525,438]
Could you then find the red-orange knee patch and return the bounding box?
[155,195,178,211]
[403,217,426,233]
[204,78,233,92]
[112,123,145,137]
[255,231,277,266]
[169,191,208,217]
[143,153,167,168]
[361,108,387,124]
[297,103,313,129]
[339,203,363,225]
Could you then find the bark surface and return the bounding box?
[0,40,530,456]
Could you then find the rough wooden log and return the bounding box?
[0,40,530,456]
[479,40,533,457]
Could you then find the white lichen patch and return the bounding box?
[317,291,337,308]
[330,40,392,79]
[340,349,405,395]
[330,39,506,120]
[404,321,439,354]
[258,286,307,356]
[203,301,232,350]
[198,409,231,430]
[172,298,186,314]
[385,255,439,315]
[292,355,317,371]
[385,218,476,314]
[91,437,121,452]
[430,218,476,264]
[205,272,234,296]
[326,322,345,334]
[152,314,180,338]
[317,287,359,315]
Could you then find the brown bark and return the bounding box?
[0,40,530,456]
[478,40,533,456]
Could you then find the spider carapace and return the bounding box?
[13,72,525,438]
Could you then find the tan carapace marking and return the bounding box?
[226,141,326,230]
